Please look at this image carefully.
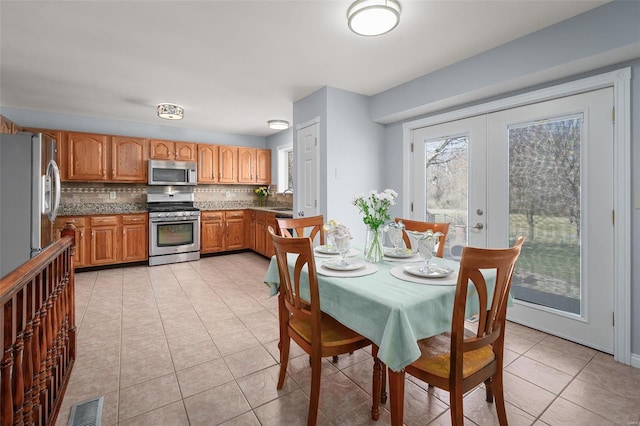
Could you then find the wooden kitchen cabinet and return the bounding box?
[67,132,109,181]
[0,115,15,134]
[256,148,271,185]
[218,145,238,183]
[111,137,148,182]
[238,147,255,184]
[200,210,245,253]
[237,148,271,185]
[90,215,119,265]
[197,144,219,183]
[121,214,148,262]
[55,216,88,268]
[246,210,256,251]
[253,210,277,257]
[225,210,246,250]
[201,211,225,253]
[150,139,197,162]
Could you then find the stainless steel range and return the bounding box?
[147,187,200,266]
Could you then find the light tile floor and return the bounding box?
[55,252,640,426]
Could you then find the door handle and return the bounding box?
[298,211,305,217]
[471,222,484,230]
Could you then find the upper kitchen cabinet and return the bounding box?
[111,137,148,182]
[150,140,197,162]
[197,144,219,183]
[256,149,271,185]
[238,147,255,184]
[218,145,238,184]
[0,115,15,134]
[237,147,271,185]
[67,132,109,181]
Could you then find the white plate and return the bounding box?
[314,248,358,258]
[384,247,415,258]
[314,245,339,255]
[322,261,365,271]
[402,265,454,278]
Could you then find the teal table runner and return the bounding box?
[264,251,498,372]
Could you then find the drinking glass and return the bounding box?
[333,234,351,267]
[416,238,435,274]
[387,222,404,255]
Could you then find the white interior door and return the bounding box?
[411,88,614,352]
[412,115,487,253]
[490,88,614,353]
[296,121,319,218]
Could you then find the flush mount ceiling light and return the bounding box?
[268,119,289,130]
[157,103,184,120]
[347,0,401,36]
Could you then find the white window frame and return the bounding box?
[277,143,293,193]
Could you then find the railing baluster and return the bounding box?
[0,224,75,426]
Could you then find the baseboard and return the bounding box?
[631,353,640,369]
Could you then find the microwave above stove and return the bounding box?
[148,159,197,186]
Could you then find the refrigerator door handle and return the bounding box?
[46,159,61,221]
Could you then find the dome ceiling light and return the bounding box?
[268,120,289,130]
[157,103,184,120]
[347,0,401,36]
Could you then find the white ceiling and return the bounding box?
[0,0,609,137]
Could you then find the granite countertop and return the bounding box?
[58,203,294,217]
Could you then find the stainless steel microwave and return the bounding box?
[148,160,197,186]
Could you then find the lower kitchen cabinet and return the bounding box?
[56,213,148,268]
[55,216,88,267]
[90,216,119,265]
[121,214,148,262]
[253,210,277,257]
[201,210,246,254]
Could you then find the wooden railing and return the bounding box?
[0,224,76,426]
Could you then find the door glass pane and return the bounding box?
[508,116,582,314]
[425,136,468,259]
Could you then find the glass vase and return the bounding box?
[364,226,384,263]
[257,196,265,207]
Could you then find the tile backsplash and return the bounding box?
[59,182,293,214]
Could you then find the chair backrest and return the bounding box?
[276,215,325,246]
[450,237,525,376]
[268,226,321,334]
[395,218,450,258]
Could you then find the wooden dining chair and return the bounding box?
[391,236,525,426]
[268,227,382,425]
[395,217,450,258]
[276,215,325,245]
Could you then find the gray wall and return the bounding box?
[0,106,266,147]
[325,87,386,242]
[373,0,640,356]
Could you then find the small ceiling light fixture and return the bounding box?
[157,103,184,120]
[347,0,401,36]
[268,119,289,130]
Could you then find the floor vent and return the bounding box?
[67,396,104,426]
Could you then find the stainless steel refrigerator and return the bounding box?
[0,132,61,278]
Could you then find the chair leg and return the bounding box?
[449,388,464,426]
[277,337,290,389]
[308,354,322,426]
[371,356,382,420]
[492,373,508,426]
[484,377,494,403]
[332,355,339,363]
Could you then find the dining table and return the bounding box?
[263,246,498,425]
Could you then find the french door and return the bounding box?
[412,88,614,352]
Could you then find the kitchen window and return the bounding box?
[277,144,294,192]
